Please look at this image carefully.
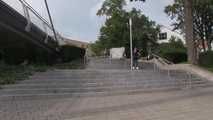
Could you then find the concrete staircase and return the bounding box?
[0,58,211,100]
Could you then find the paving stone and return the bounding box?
[0,58,212,120]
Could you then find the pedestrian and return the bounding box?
[133,47,140,70]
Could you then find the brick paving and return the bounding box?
[0,58,213,120]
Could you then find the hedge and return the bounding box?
[1,45,59,65]
[1,45,86,65]
[199,51,213,68]
[60,45,85,63]
[155,41,187,64]
[0,51,2,61]
[161,51,187,64]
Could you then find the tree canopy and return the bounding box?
[165,0,213,51]
[92,0,159,56]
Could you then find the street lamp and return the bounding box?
[129,18,133,70]
[129,0,145,70]
[44,0,58,43]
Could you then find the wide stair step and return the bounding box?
[0,60,211,100]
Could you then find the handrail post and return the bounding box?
[44,0,58,44]
[22,1,31,32]
[43,23,49,43]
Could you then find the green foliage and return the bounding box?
[162,51,187,64]
[94,0,160,56]
[97,0,126,16]
[199,51,213,68]
[165,0,213,51]
[0,64,49,86]
[1,45,58,65]
[61,45,85,62]
[90,42,104,56]
[3,47,28,65]
[156,36,187,63]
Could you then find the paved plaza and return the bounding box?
[0,58,213,120]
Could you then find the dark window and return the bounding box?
[159,32,167,40]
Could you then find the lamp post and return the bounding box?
[128,0,145,70]
[129,18,133,70]
[44,0,58,43]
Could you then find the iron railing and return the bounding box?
[151,54,207,89]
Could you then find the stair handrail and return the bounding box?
[152,53,174,65]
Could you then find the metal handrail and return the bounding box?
[151,53,201,89]
[152,54,173,65]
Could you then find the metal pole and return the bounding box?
[44,0,58,43]
[129,18,133,70]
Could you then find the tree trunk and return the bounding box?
[207,40,212,51]
[184,0,198,64]
[201,39,206,52]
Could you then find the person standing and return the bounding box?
[133,47,140,70]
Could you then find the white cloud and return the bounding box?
[161,0,174,5]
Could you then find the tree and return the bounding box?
[97,0,126,16]
[93,0,159,56]
[185,0,197,64]
[165,0,213,64]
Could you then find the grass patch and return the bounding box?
[206,67,213,72]
[199,66,213,73]
[0,59,85,87]
[0,64,49,86]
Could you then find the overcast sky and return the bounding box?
[23,0,174,42]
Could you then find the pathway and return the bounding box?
[0,58,213,120]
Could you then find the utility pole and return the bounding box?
[184,0,197,64]
[129,18,133,70]
[44,0,58,43]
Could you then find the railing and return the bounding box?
[152,54,173,65]
[1,0,64,46]
[151,53,196,89]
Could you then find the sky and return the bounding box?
[9,0,175,42]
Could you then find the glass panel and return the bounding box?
[1,0,24,16]
[28,10,45,32]
[1,0,59,43]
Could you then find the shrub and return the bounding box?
[162,51,187,64]
[61,45,85,62]
[0,51,2,62]
[199,51,213,68]
[3,47,27,65]
[155,38,187,64]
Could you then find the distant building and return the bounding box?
[158,26,185,44]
